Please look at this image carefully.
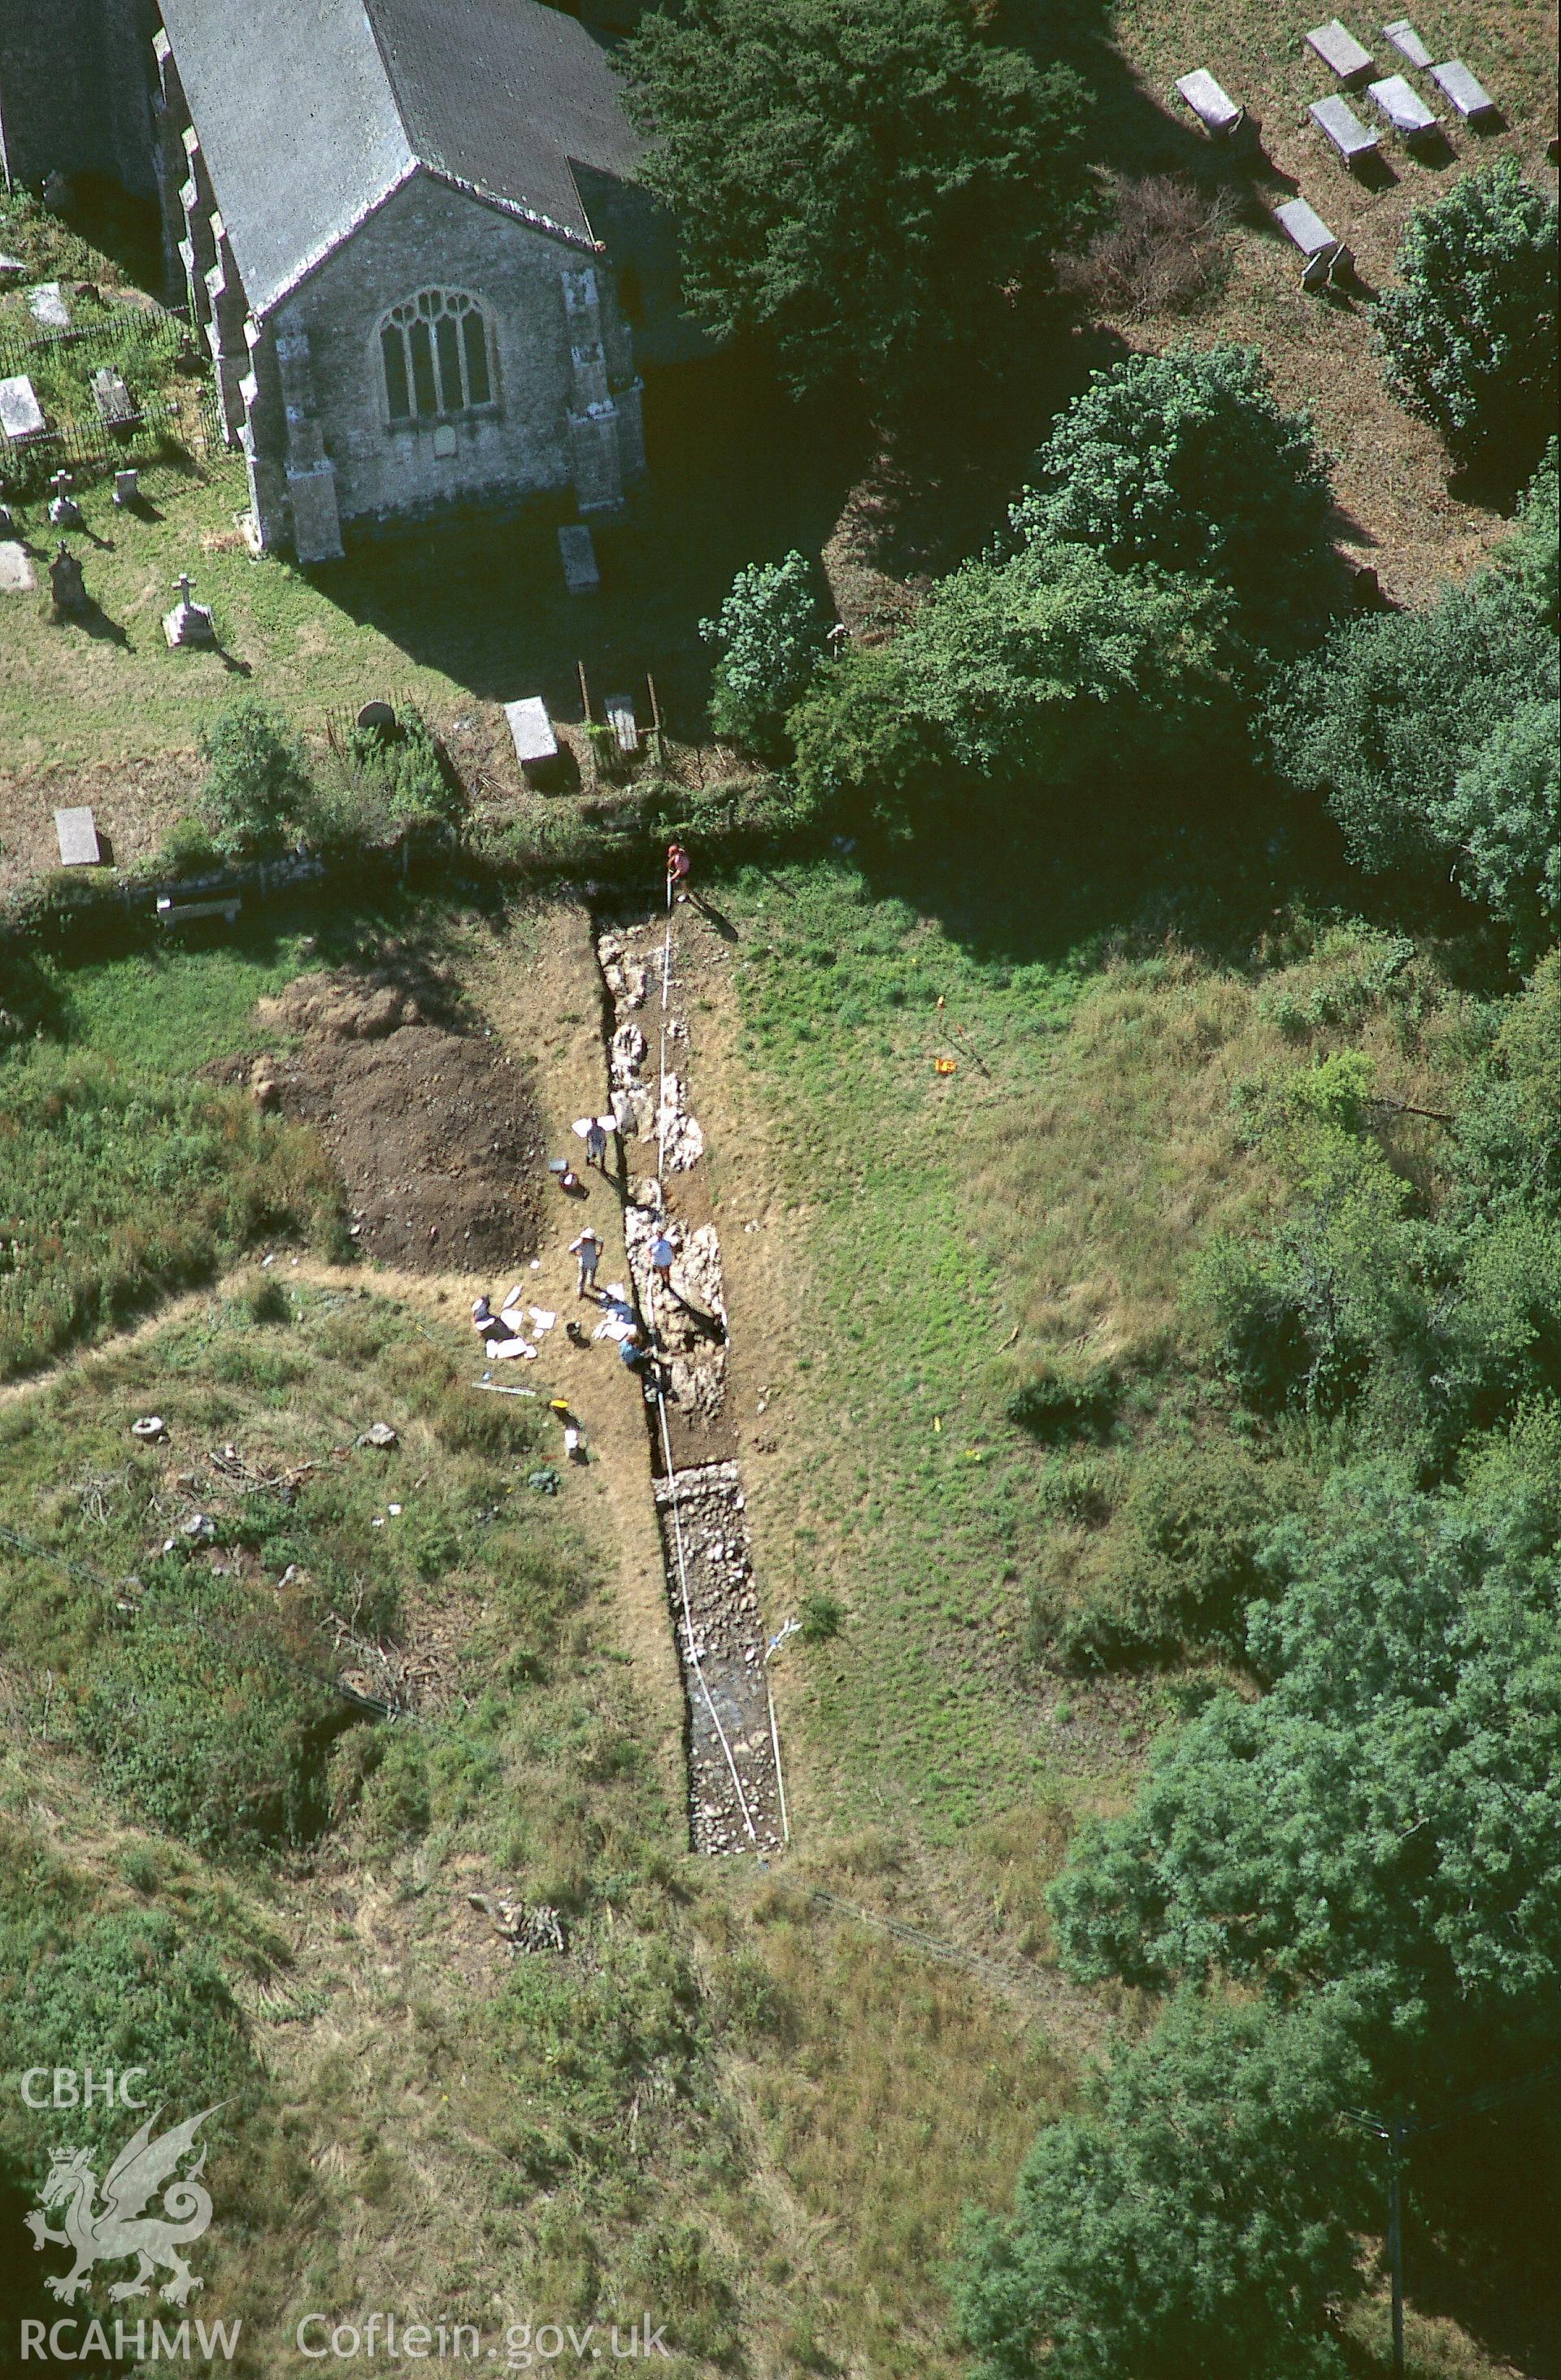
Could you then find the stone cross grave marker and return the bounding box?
[163,569,216,648]
[48,468,82,528]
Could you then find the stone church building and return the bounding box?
[2,0,682,559]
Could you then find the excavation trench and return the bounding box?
[590,906,787,1857]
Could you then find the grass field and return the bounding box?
[0,873,1531,2377]
[0,1281,1079,2380]
[0,897,410,1379]
[720,862,1489,1801]
[2,2,1554,2365]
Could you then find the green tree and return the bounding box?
[1270,458,1559,943]
[1490,439,1559,627]
[1270,572,1553,879]
[624,0,1094,403]
[198,699,313,859]
[786,645,931,826]
[699,550,827,749]
[956,1994,1370,2380]
[790,540,1237,822]
[1440,697,1560,963]
[1446,952,1561,1231]
[1012,345,1333,637]
[1048,1474,1561,2071]
[1372,161,1559,470]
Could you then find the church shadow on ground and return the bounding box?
[310,345,869,738]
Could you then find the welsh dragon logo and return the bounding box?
[24,2104,222,2307]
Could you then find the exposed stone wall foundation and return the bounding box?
[595,916,789,1857]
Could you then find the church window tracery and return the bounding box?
[380,290,493,420]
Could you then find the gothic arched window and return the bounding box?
[380,290,494,421]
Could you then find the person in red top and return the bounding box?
[666,842,691,901]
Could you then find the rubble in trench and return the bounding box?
[597,923,785,1855]
[655,1463,786,1856]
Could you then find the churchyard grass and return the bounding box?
[0,348,859,798]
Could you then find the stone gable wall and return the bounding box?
[262,172,637,530]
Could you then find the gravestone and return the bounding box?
[1175,70,1245,138]
[113,467,139,507]
[163,570,215,648]
[1310,93,1381,160]
[48,542,86,616]
[505,697,559,776]
[54,806,101,866]
[605,695,640,757]
[558,523,600,596]
[1307,18,1373,77]
[1383,18,1433,68]
[0,375,46,441]
[27,280,72,329]
[1368,73,1438,134]
[1430,59,1498,119]
[48,469,82,528]
[1276,198,1339,261]
[92,366,137,427]
[0,541,37,594]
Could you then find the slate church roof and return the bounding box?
[159,0,646,315]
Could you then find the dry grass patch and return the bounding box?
[1059,174,1237,321]
[976,923,1481,1385]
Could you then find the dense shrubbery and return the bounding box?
[1372,162,1559,471]
[1005,1362,1119,1447]
[1041,1439,1307,1670]
[73,1566,352,1857]
[791,538,1239,826]
[1198,958,1561,1466]
[1271,448,1559,954]
[624,0,1095,404]
[198,699,314,859]
[1011,345,1334,641]
[0,1831,267,2359]
[319,706,466,845]
[1056,175,1234,324]
[700,550,827,750]
[188,701,462,865]
[958,1994,1372,2380]
[0,1826,258,2173]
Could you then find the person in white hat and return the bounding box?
[568,1227,604,1298]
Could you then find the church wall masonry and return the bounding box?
[256,173,642,541]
